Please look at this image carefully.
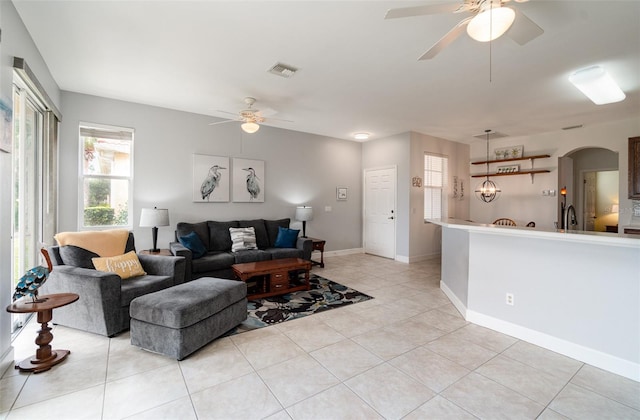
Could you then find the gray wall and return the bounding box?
[58,92,363,252]
[0,1,61,372]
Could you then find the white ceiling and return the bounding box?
[13,0,640,144]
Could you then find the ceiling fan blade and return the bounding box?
[418,17,472,60]
[506,8,543,45]
[265,116,293,123]
[215,110,240,116]
[385,3,461,19]
[208,119,238,126]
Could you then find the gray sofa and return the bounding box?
[170,218,312,281]
[41,233,185,337]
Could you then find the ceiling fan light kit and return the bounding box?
[466,6,516,42]
[241,121,260,134]
[568,66,626,105]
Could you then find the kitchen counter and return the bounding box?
[428,218,640,382]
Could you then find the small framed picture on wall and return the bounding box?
[337,187,347,201]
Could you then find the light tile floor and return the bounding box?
[2,253,639,419]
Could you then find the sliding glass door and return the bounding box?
[11,80,45,332]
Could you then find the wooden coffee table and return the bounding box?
[232,258,312,300]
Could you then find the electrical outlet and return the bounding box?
[506,293,514,306]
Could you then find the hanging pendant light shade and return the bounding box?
[475,129,501,203]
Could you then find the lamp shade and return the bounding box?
[139,208,170,227]
[467,6,515,42]
[569,66,626,105]
[295,206,313,221]
[241,122,260,134]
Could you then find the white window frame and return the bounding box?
[78,122,134,230]
[424,153,448,220]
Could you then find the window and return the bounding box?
[79,124,133,229]
[424,153,448,219]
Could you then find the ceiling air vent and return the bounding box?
[268,63,298,78]
[472,131,508,140]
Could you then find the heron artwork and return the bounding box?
[13,248,53,303]
[243,167,261,200]
[201,165,226,201]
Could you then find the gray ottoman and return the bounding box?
[129,277,247,360]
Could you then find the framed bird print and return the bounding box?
[193,154,229,202]
[232,158,265,202]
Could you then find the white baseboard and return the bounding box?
[395,255,409,263]
[467,310,640,382]
[323,248,363,257]
[408,253,441,263]
[440,281,467,318]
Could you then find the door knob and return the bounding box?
[388,216,395,220]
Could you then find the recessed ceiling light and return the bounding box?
[568,66,626,105]
[353,133,370,140]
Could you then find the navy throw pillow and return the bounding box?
[274,226,300,248]
[178,231,207,259]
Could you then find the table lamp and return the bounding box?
[295,206,313,238]
[139,207,170,252]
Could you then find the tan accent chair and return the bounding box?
[493,218,516,226]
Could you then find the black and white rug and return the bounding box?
[229,274,373,335]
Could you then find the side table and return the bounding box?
[139,249,172,256]
[306,237,326,268]
[6,293,79,373]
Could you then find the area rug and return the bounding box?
[228,274,373,335]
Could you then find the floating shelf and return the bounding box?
[471,154,551,165]
[471,169,550,178]
[471,153,551,183]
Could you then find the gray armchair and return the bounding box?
[40,233,185,337]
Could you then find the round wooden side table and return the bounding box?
[6,293,79,373]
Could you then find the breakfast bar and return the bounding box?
[428,218,640,381]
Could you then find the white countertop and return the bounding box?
[427,218,640,248]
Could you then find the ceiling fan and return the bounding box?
[385,0,543,60]
[209,97,291,134]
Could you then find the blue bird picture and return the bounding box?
[13,248,53,303]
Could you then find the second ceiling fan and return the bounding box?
[385,0,543,60]
[209,97,291,134]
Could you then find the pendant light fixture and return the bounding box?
[475,129,501,203]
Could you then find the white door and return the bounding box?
[364,167,396,259]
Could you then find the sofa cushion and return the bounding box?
[92,251,147,280]
[176,222,210,250]
[178,231,207,259]
[230,227,258,252]
[274,226,299,248]
[233,249,271,264]
[264,247,303,260]
[265,218,290,247]
[238,219,269,249]
[207,221,238,251]
[121,274,174,307]
[59,245,98,269]
[191,251,236,274]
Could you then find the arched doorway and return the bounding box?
[558,148,619,232]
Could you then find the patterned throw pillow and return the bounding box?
[229,227,258,252]
[91,251,147,280]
